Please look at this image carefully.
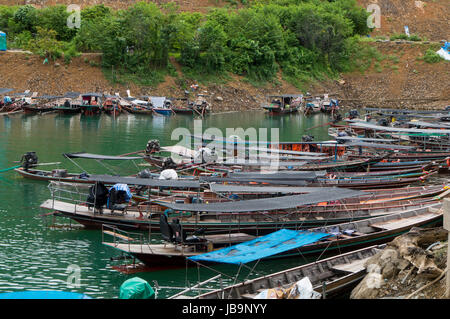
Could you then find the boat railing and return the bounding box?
[166,274,224,299]
[48,181,92,214]
[102,224,156,255]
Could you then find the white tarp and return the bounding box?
[159,169,178,180]
[437,42,450,61]
[253,277,322,299]
[150,97,166,108]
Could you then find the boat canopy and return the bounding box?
[219,160,308,167]
[227,171,327,179]
[209,184,338,194]
[81,93,102,97]
[156,188,365,212]
[63,152,143,160]
[349,121,450,134]
[188,229,330,264]
[407,121,450,129]
[345,141,415,150]
[200,176,309,186]
[364,108,448,115]
[87,174,201,188]
[335,136,397,143]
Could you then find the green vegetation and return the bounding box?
[0,1,372,88]
[418,49,445,64]
[390,33,423,42]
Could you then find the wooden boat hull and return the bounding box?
[123,105,153,115]
[103,205,442,269]
[195,245,383,299]
[53,106,81,114]
[153,108,173,116]
[264,107,299,114]
[80,105,102,116]
[22,106,54,114]
[41,199,440,235]
[172,108,194,115]
[14,168,92,183]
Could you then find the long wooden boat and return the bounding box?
[153,108,174,116]
[22,105,54,114]
[40,194,440,234]
[171,107,194,115]
[123,105,153,115]
[191,245,384,299]
[311,172,435,190]
[14,167,93,183]
[52,105,81,114]
[102,204,441,268]
[144,154,386,172]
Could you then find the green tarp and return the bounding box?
[119,277,155,299]
[0,31,6,51]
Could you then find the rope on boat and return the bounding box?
[0,165,21,173]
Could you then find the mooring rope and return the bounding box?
[0,165,21,173]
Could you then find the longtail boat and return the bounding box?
[189,245,384,299]
[102,204,441,268]
[80,93,102,116]
[40,184,442,234]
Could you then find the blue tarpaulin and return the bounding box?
[109,183,132,201]
[0,291,91,299]
[188,229,331,265]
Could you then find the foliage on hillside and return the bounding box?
[0,1,374,88]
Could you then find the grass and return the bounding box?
[103,67,167,87]
[417,49,445,64]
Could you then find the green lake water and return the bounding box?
[0,111,334,298]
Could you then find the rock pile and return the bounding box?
[351,227,448,299]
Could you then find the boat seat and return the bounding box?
[86,182,109,210]
[160,213,175,243]
[171,218,206,245]
[107,188,129,214]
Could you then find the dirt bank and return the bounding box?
[1,40,448,112]
[358,0,449,42]
[315,42,450,110]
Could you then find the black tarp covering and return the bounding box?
[87,174,201,188]
[63,152,143,160]
[156,188,365,212]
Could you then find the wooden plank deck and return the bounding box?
[40,199,143,220]
[369,212,438,230]
[331,257,370,273]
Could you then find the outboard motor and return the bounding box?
[138,169,152,179]
[378,118,389,127]
[333,113,342,122]
[145,140,160,154]
[349,109,359,119]
[302,135,314,142]
[21,152,38,171]
[162,157,177,170]
[86,182,109,211]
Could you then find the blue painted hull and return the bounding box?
[153,108,172,116]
